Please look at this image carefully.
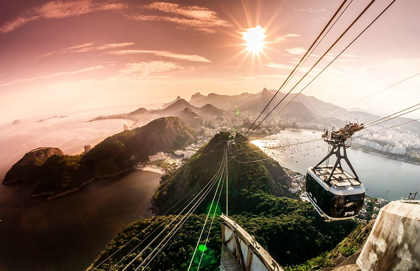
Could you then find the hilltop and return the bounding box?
[3,147,64,184]
[162,95,182,108]
[153,99,225,117]
[178,107,203,128]
[153,132,293,214]
[2,117,198,199]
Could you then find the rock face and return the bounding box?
[3,147,64,184]
[357,201,420,271]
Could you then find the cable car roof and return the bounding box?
[308,166,365,196]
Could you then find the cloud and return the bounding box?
[130,2,231,33]
[0,0,128,34]
[42,42,134,56]
[266,63,294,70]
[285,47,307,55]
[0,66,104,88]
[108,50,211,62]
[120,61,182,76]
[275,33,300,42]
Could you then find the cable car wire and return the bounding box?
[133,169,224,271]
[365,103,420,128]
[105,183,210,270]
[244,0,349,136]
[311,72,420,122]
[247,0,396,138]
[187,153,226,271]
[122,159,225,271]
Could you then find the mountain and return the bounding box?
[190,89,342,120]
[162,95,182,108]
[178,108,203,128]
[85,117,198,177]
[2,147,64,184]
[189,92,257,111]
[153,132,293,214]
[155,99,196,116]
[3,117,198,199]
[154,99,225,118]
[277,101,316,121]
[129,107,148,115]
[236,89,316,121]
[198,104,224,116]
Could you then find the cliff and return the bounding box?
[2,147,64,184]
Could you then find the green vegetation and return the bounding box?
[91,132,358,270]
[85,117,198,177]
[2,147,64,184]
[89,215,222,271]
[154,132,293,215]
[286,220,374,270]
[91,193,357,270]
[32,155,93,198]
[3,117,198,199]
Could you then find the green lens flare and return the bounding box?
[206,202,221,216]
[198,244,208,252]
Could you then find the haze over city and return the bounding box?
[1,0,420,123]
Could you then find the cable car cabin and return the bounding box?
[306,166,365,221]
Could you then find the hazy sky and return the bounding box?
[1,0,419,123]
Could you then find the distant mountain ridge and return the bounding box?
[189,88,341,119]
[91,89,420,135]
[151,99,225,117]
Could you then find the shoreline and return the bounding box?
[73,119,133,155]
[351,144,420,167]
[259,129,420,168]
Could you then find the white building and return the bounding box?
[149,152,167,162]
[377,198,387,207]
[184,150,195,159]
[174,150,183,156]
[289,186,301,194]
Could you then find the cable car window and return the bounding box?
[337,196,345,207]
[347,194,362,202]
[318,188,325,205]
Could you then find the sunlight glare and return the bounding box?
[242,25,267,54]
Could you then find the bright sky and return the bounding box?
[0,0,419,123]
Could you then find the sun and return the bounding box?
[242,25,267,54]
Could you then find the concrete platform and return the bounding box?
[220,244,243,271]
[357,200,420,271]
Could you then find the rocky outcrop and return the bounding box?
[2,147,64,184]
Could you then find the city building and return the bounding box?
[149,152,167,162]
